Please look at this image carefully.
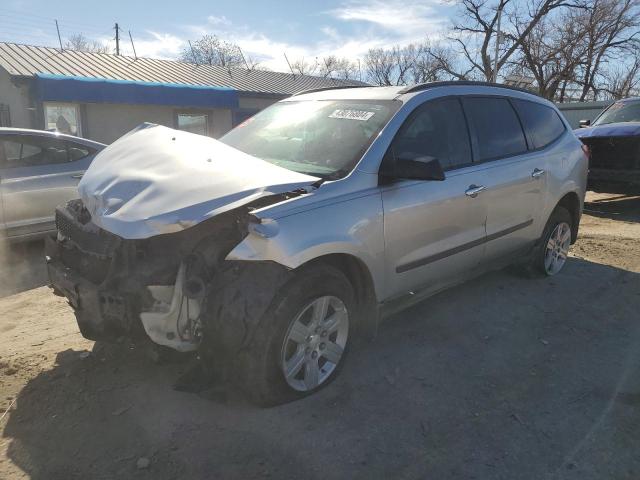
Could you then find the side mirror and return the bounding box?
[389,154,445,181]
[579,119,591,128]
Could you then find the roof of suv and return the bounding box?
[288,81,541,102]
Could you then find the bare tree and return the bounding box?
[364,48,396,85]
[364,43,455,86]
[514,10,587,99]
[412,42,461,83]
[424,43,474,80]
[180,34,244,68]
[318,55,358,80]
[64,33,109,54]
[601,49,640,99]
[289,57,319,76]
[574,0,640,100]
[451,0,585,82]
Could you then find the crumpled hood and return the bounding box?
[78,124,319,239]
[574,122,640,138]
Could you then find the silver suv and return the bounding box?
[47,83,588,405]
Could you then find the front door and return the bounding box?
[381,97,489,300]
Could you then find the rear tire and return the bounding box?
[526,206,573,277]
[236,264,355,406]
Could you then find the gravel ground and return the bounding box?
[1,191,639,480]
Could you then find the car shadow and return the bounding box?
[0,239,48,298]
[584,192,640,223]
[3,257,640,479]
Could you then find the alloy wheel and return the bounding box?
[544,221,571,275]
[281,295,349,392]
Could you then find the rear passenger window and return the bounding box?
[390,98,472,170]
[462,97,528,162]
[0,135,93,168]
[513,100,566,149]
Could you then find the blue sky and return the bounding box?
[0,0,455,71]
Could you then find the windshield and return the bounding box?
[593,100,640,126]
[220,99,400,179]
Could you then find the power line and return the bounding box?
[0,7,107,31]
[0,17,114,40]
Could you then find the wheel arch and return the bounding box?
[297,253,379,339]
[555,191,581,243]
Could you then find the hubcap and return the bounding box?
[544,221,571,275]
[281,296,349,392]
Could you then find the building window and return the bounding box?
[177,113,208,136]
[0,104,10,127]
[44,102,81,136]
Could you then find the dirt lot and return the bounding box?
[1,191,639,480]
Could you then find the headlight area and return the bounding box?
[46,199,280,352]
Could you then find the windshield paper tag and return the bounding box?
[329,109,375,121]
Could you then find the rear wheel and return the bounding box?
[529,206,573,276]
[236,264,355,406]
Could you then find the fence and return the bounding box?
[555,100,610,129]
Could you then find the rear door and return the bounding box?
[0,134,95,238]
[381,97,490,299]
[461,96,550,263]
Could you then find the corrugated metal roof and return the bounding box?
[0,42,368,96]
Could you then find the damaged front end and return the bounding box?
[576,120,640,192]
[47,196,294,355]
[47,124,320,355]
[581,135,640,190]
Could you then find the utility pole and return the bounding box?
[115,23,120,55]
[492,6,503,83]
[129,30,137,59]
[284,52,295,79]
[55,20,63,52]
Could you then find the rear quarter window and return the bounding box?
[513,100,566,149]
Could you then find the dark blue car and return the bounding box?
[574,97,640,192]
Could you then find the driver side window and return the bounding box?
[390,97,472,170]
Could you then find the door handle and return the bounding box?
[71,174,83,179]
[465,184,486,198]
[531,168,545,179]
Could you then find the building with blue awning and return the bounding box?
[0,42,367,144]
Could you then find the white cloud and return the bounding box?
[126,31,184,59]
[329,0,448,39]
[110,1,451,72]
[207,15,232,27]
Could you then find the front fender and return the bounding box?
[226,193,386,300]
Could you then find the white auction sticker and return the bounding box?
[329,109,375,121]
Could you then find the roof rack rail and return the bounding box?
[398,81,539,97]
[292,85,369,96]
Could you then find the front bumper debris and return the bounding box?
[46,235,139,341]
[47,199,291,357]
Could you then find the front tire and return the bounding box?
[236,264,355,406]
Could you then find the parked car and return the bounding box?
[0,128,105,241]
[575,97,640,192]
[46,82,588,405]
